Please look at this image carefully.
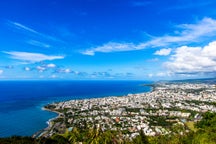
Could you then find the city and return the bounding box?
[40,83,216,140]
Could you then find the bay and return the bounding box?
[0,80,151,137]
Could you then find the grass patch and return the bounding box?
[186,121,197,132]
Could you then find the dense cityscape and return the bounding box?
[39,82,216,141]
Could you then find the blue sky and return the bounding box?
[0,0,216,80]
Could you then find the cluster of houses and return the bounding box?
[42,83,216,138]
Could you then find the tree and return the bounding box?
[133,130,149,144]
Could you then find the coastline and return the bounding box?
[32,107,61,138]
[36,82,216,138]
[42,107,61,125]
[0,80,151,137]
[35,84,154,138]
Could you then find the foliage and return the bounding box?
[0,136,37,144]
[132,130,149,144]
[2,112,216,144]
[196,111,216,130]
[148,116,173,126]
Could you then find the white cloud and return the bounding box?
[64,68,71,73]
[24,67,31,71]
[154,48,172,56]
[55,68,71,73]
[3,51,64,62]
[10,21,39,34]
[148,73,153,78]
[81,42,141,55]
[0,70,3,74]
[7,21,63,42]
[156,72,173,77]
[47,63,56,68]
[147,17,216,46]
[81,17,216,55]
[36,66,46,72]
[81,50,95,56]
[27,40,51,48]
[156,72,166,77]
[164,41,216,74]
[176,17,216,41]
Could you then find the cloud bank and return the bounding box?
[164,41,216,74]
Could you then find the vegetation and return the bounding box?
[185,121,197,132]
[148,116,174,126]
[44,104,56,109]
[1,112,216,144]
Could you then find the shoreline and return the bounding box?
[34,84,154,138]
[0,80,150,138]
[32,107,62,138]
[36,82,216,138]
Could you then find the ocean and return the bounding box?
[0,80,151,137]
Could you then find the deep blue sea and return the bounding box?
[0,80,151,137]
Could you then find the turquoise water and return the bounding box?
[0,80,151,137]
